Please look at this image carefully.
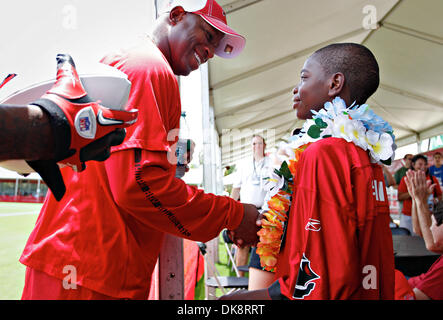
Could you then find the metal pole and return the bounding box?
[200,63,220,299]
[201,63,214,194]
[36,179,41,198]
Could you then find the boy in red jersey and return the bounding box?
[220,43,395,300]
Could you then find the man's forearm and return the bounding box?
[415,199,439,252]
[411,200,422,236]
[0,104,55,160]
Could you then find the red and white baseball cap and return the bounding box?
[166,0,246,59]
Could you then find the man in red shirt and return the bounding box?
[20,0,260,300]
[220,43,395,300]
[398,154,442,234]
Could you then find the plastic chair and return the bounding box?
[222,229,251,274]
[221,229,244,275]
[197,235,249,297]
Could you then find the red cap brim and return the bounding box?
[198,14,246,59]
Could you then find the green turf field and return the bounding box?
[0,202,41,300]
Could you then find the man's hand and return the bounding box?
[227,203,262,247]
[175,139,195,178]
[26,54,138,201]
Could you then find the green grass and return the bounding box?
[0,202,41,300]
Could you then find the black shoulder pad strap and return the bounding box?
[30,98,71,161]
[25,159,66,201]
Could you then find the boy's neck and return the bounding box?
[337,91,352,107]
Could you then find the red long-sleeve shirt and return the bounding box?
[20,39,244,299]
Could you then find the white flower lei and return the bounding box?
[262,97,396,198]
[291,97,395,163]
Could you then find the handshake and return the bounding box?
[226,203,263,247]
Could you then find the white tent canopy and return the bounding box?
[0,167,41,180]
[1,1,155,96]
[1,0,442,170]
[210,0,443,166]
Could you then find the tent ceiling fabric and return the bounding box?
[209,0,443,166]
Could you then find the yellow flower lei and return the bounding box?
[256,143,311,272]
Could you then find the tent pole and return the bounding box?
[201,63,219,300]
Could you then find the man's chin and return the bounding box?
[171,62,193,77]
[175,69,191,77]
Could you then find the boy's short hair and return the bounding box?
[433,201,443,227]
[311,43,379,105]
[433,152,442,157]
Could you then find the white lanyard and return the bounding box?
[252,158,265,185]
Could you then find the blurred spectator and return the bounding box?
[429,152,443,189]
[231,135,271,277]
[382,165,396,188]
[395,154,413,185]
[398,154,442,234]
[404,169,443,300]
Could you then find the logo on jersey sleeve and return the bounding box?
[372,179,386,202]
[305,218,321,232]
[293,254,320,299]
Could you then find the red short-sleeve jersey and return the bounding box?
[20,40,244,299]
[408,256,443,300]
[273,138,395,300]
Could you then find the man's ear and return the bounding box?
[328,72,345,97]
[169,6,187,25]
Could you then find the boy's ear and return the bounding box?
[328,72,346,97]
[169,6,187,25]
